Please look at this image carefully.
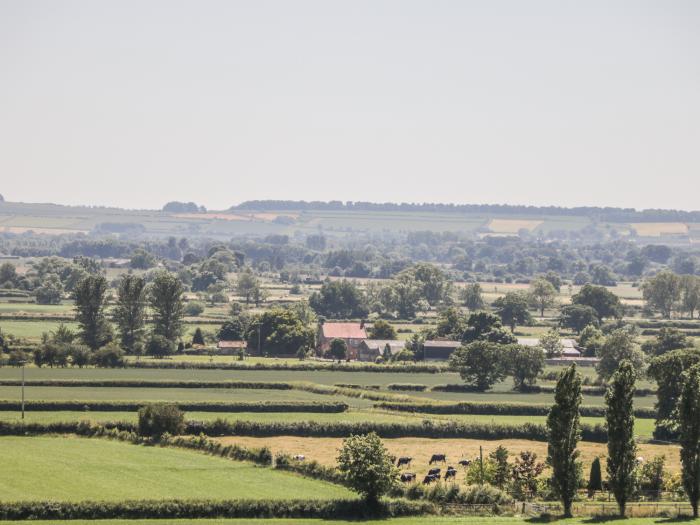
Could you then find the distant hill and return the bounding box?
[0,193,4,202]
[233,200,700,223]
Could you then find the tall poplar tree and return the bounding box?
[74,275,111,350]
[679,364,700,518]
[547,364,582,518]
[149,272,185,343]
[605,360,637,516]
[114,274,147,353]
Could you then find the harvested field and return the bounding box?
[630,222,688,236]
[216,436,681,479]
[488,219,543,233]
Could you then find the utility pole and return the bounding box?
[479,445,484,485]
[21,364,25,420]
[257,323,261,356]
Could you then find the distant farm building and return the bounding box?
[423,340,461,361]
[358,339,405,362]
[517,337,582,358]
[316,321,368,360]
[216,340,247,355]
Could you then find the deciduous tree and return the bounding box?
[149,272,185,343]
[336,432,397,504]
[73,275,111,350]
[114,274,147,353]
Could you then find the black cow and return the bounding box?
[429,454,447,464]
[397,456,412,468]
[427,467,441,477]
[444,467,457,480]
[400,473,417,483]
[422,474,438,484]
[458,459,471,468]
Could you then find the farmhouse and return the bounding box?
[358,339,405,362]
[316,321,368,360]
[516,337,582,358]
[422,340,461,361]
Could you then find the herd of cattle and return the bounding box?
[396,454,475,485]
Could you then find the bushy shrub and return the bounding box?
[137,403,185,438]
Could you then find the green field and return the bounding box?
[0,436,350,502]
[0,410,657,438]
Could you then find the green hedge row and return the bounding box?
[186,418,608,442]
[127,361,446,373]
[520,384,656,397]
[387,384,428,391]
[0,400,348,413]
[375,401,657,419]
[0,499,434,520]
[0,420,135,436]
[0,380,296,389]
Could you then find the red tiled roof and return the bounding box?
[217,340,247,349]
[320,322,367,339]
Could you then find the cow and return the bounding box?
[397,456,412,468]
[400,473,417,483]
[428,467,441,477]
[422,474,438,484]
[429,453,447,464]
[292,455,305,461]
[444,467,457,480]
[458,459,471,468]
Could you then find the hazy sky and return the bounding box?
[1,1,699,211]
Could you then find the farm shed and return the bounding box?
[516,337,582,358]
[423,340,461,361]
[358,339,405,362]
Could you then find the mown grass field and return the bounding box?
[0,410,657,439]
[0,385,373,405]
[0,436,351,502]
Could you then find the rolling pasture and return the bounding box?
[0,436,351,502]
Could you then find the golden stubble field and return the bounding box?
[216,436,681,480]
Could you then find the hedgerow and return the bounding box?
[126,360,447,373]
[387,384,428,391]
[0,499,434,520]
[187,418,608,442]
[0,400,348,413]
[374,401,656,419]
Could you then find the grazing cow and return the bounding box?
[444,467,457,480]
[292,455,305,461]
[458,459,471,468]
[400,473,417,483]
[422,474,438,485]
[429,453,447,464]
[428,467,441,477]
[397,456,412,468]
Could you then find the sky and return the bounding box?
[1,0,699,211]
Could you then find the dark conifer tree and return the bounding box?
[679,364,700,518]
[605,360,637,516]
[547,364,582,518]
